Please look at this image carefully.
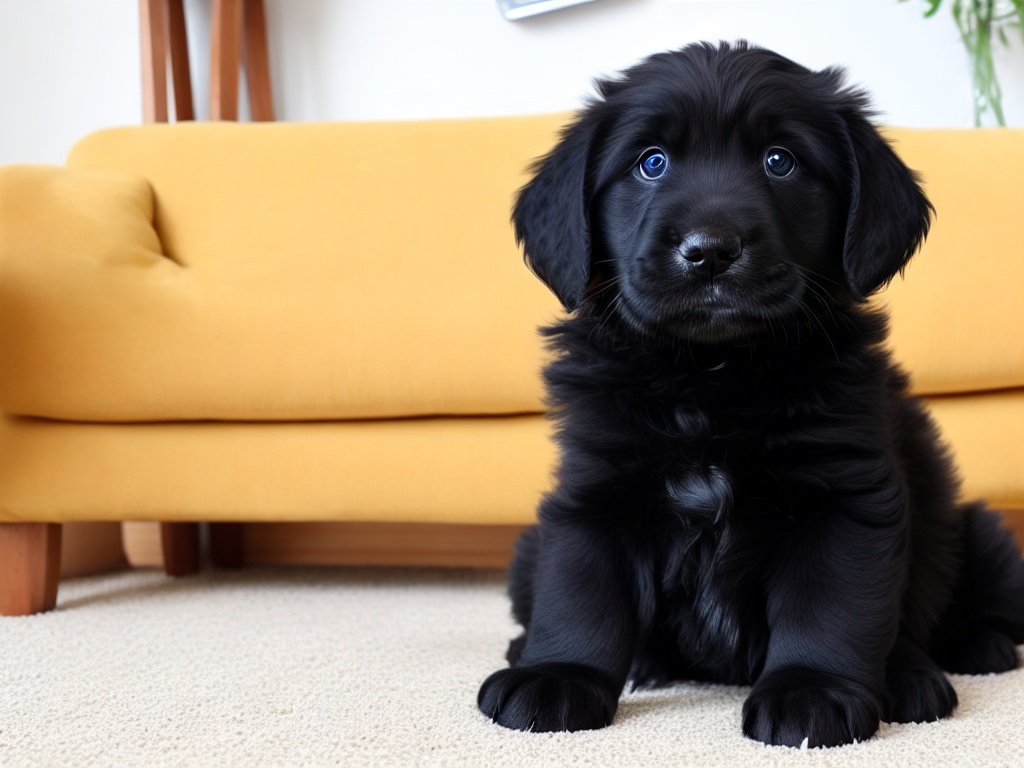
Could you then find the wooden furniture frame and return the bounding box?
[139,0,274,123]
[0,525,62,615]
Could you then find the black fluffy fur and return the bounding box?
[477,41,1024,748]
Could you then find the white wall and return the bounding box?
[2,0,1022,165]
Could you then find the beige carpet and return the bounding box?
[1,567,1022,767]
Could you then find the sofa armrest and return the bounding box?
[0,165,177,418]
[0,165,165,265]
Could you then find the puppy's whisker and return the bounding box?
[588,275,622,301]
[788,292,840,361]
[589,285,626,342]
[798,266,846,291]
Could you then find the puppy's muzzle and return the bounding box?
[677,231,743,279]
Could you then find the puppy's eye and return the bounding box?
[637,148,669,180]
[764,148,796,178]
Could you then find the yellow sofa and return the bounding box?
[1,116,1022,615]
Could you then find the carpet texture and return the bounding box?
[1,567,1022,767]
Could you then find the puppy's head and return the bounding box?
[515,41,932,344]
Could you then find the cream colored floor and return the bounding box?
[2,566,1023,767]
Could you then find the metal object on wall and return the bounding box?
[497,0,599,21]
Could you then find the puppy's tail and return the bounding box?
[931,503,1024,674]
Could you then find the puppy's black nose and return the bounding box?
[678,231,742,272]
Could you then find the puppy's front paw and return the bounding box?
[478,664,619,732]
[743,668,881,748]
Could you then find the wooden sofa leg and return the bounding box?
[160,522,201,576]
[210,523,245,568]
[0,523,62,616]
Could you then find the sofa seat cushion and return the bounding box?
[0,117,566,422]
[923,390,1024,510]
[0,413,556,525]
[1,392,1019,525]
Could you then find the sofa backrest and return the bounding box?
[877,128,1024,397]
[4,116,568,422]
[1,117,1021,423]
[70,122,1018,403]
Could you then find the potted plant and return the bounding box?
[904,0,1024,125]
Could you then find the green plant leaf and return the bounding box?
[1010,0,1024,42]
[902,0,1019,126]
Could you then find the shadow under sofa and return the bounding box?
[1,115,1022,615]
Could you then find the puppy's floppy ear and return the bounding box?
[513,116,597,312]
[841,115,933,300]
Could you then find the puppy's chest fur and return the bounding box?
[635,362,789,681]
[546,316,894,681]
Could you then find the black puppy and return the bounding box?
[478,41,1024,748]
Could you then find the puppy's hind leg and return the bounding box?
[884,636,957,724]
[932,503,1024,675]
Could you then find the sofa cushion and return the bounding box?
[876,128,1024,396]
[0,116,566,422]
[0,414,556,525]
[1,120,1021,423]
[1,391,1020,524]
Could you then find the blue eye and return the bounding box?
[638,148,668,180]
[764,147,796,178]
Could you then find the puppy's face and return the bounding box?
[595,72,849,343]
[515,42,932,345]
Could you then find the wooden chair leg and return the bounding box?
[243,0,275,121]
[167,0,195,120]
[160,522,201,577]
[209,523,245,569]
[139,0,170,123]
[140,0,194,122]
[210,0,243,120]
[0,523,62,616]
